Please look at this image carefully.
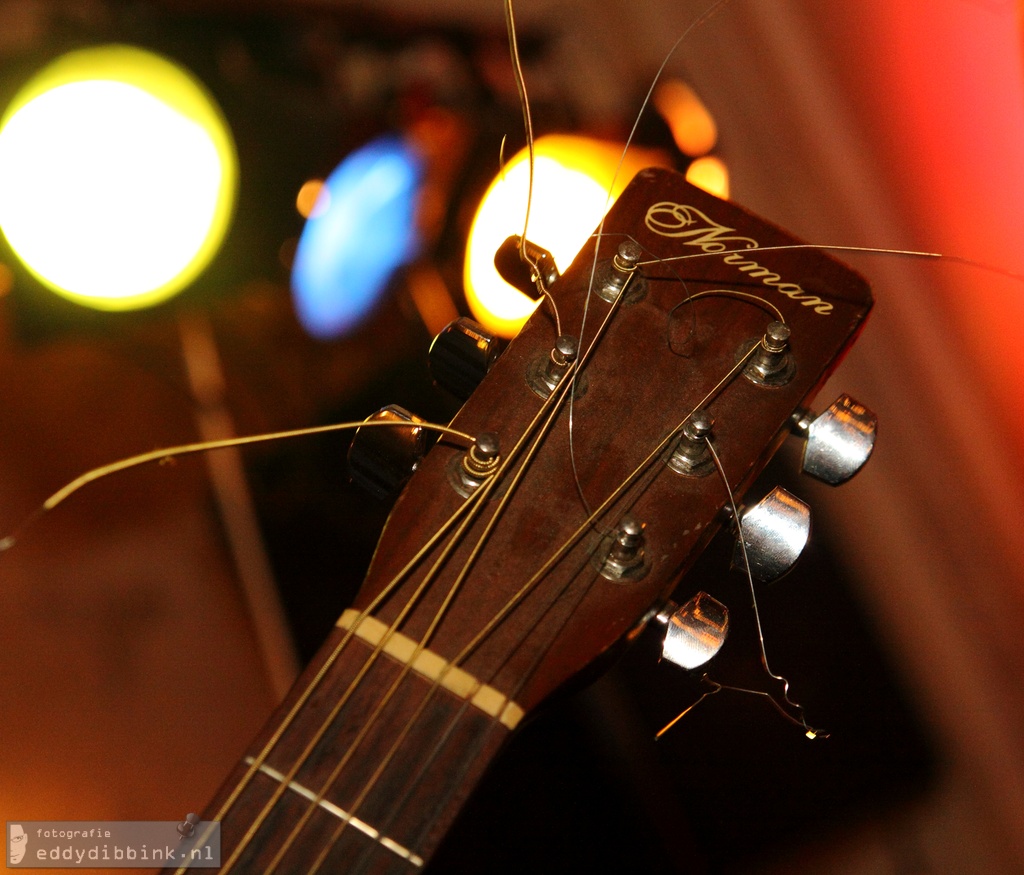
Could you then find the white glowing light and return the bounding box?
[0,46,237,310]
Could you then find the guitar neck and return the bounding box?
[193,615,513,873]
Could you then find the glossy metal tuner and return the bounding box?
[655,592,729,670]
[428,317,500,401]
[347,405,430,500]
[791,393,877,485]
[493,234,560,298]
[731,486,811,582]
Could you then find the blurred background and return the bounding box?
[0,0,1022,872]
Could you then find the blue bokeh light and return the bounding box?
[291,135,423,339]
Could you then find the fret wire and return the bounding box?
[221,479,495,875]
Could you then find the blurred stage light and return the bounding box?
[685,155,730,199]
[653,79,717,158]
[0,45,237,311]
[465,135,664,339]
[291,135,423,340]
[296,179,327,219]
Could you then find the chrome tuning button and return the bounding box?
[656,592,729,670]
[791,393,877,485]
[731,486,810,582]
[493,234,560,297]
[428,317,500,401]
[347,405,429,500]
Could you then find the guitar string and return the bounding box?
[246,9,598,858]
[565,0,737,529]
[330,277,793,868]
[0,418,474,555]
[308,270,648,872]
[639,242,1024,289]
[211,283,619,871]
[296,157,798,864]
[298,371,585,874]
[216,316,611,873]
[503,0,563,335]
[216,440,525,873]
[704,435,825,738]
[211,487,498,873]
[269,264,635,873]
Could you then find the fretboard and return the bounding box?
[181,616,515,874]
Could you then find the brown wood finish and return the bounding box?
[180,166,873,873]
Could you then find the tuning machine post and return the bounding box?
[594,240,647,305]
[741,320,796,387]
[527,335,587,399]
[791,393,877,485]
[667,410,715,477]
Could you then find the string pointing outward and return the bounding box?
[0,419,475,555]
[655,434,827,741]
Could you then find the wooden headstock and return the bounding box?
[193,166,873,875]
[357,165,872,715]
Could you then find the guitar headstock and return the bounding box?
[353,165,873,720]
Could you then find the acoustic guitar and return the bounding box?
[165,165,874,874]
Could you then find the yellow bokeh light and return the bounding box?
[685,155,730,199]
[0,45,237,310]
[465,135,666,339]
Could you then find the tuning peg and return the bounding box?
[791,393,877,485]
[731,486,810,582]
[428,317,501,401]
[743,320,795,386]
[347,405,430,500]
[527,334,587,399]
[594,240,647,304]
[655,592,729,670]
[493,235,560,298]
